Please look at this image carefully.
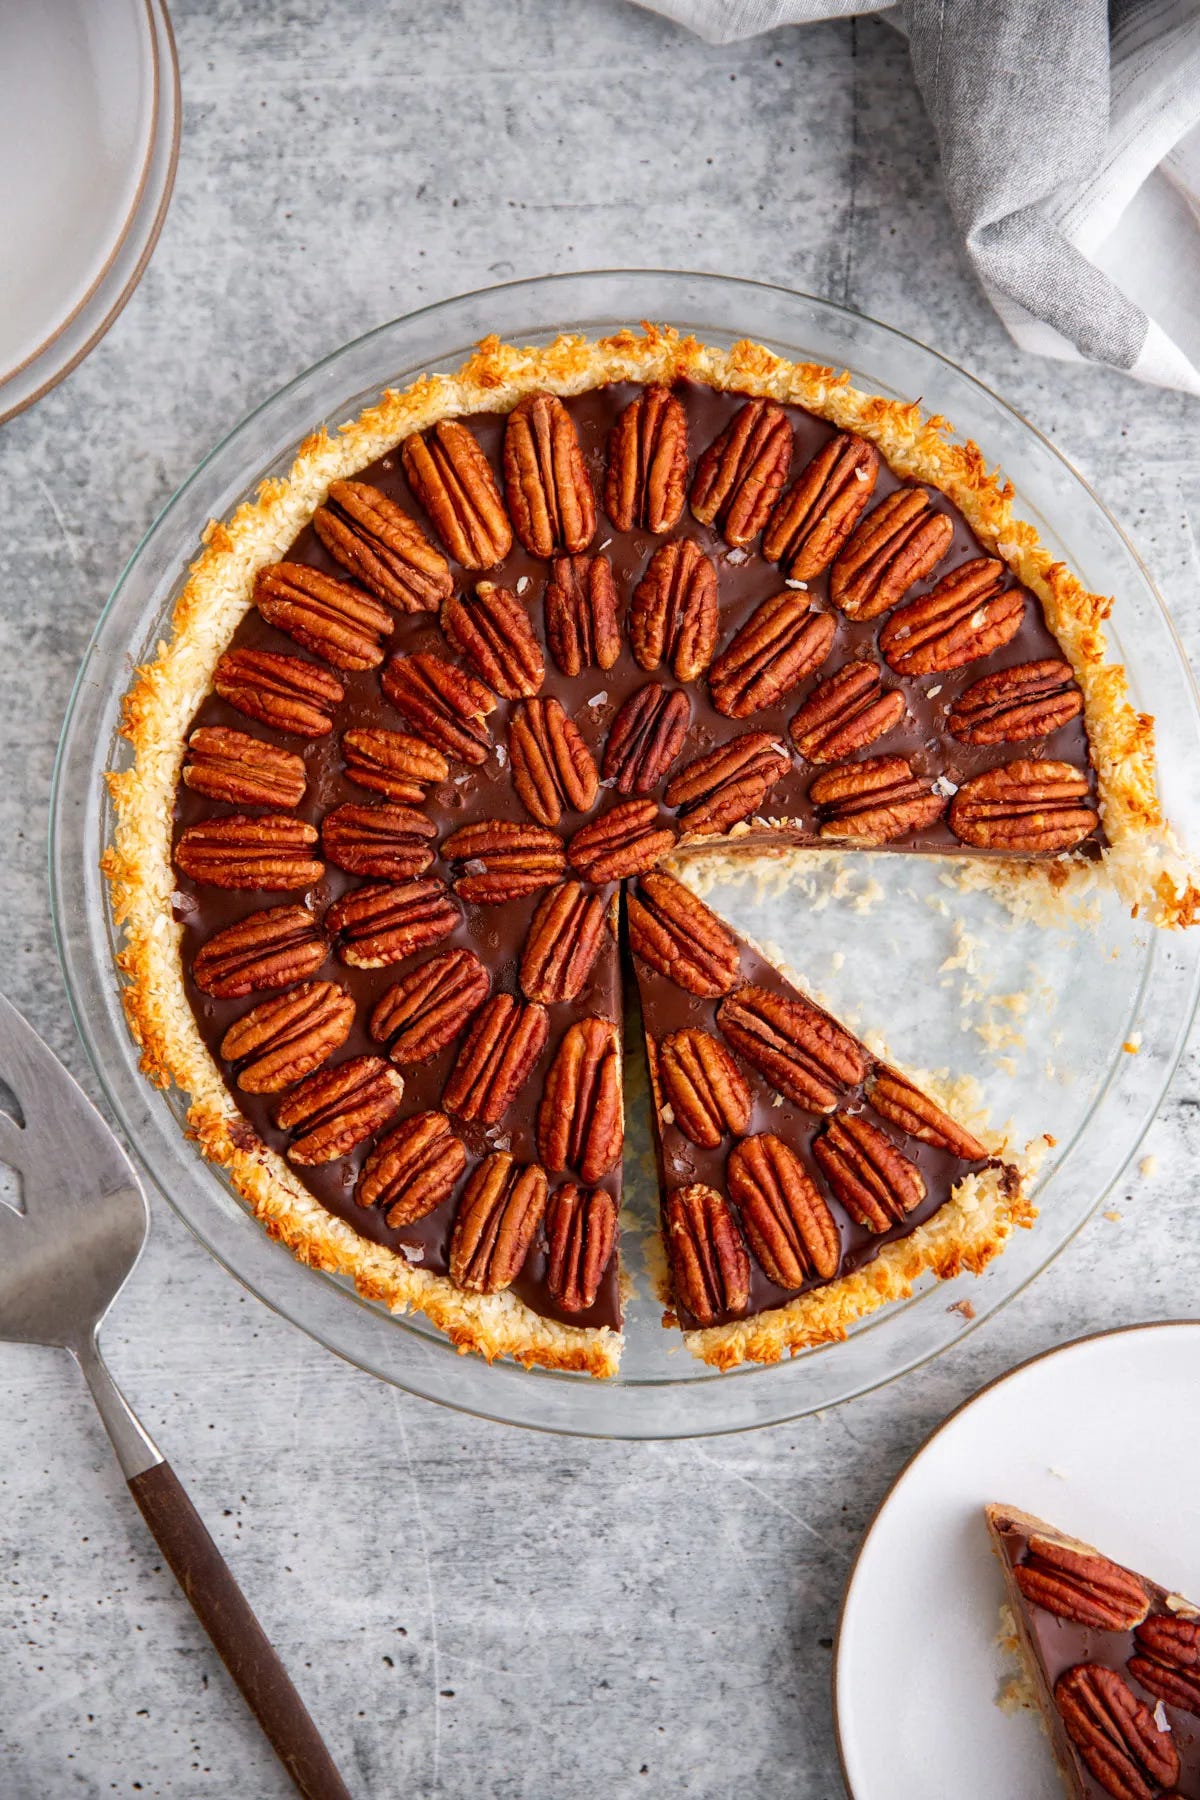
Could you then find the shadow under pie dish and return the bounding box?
[102,325,1199,1379]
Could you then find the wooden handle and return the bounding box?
[128,1460,352,1800]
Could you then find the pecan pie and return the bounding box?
[105,327,1197,1378]
[987,1504,1200,1799]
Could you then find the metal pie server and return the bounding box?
[0,989,351,1800]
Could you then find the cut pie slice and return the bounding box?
[986,1503,1200,1799]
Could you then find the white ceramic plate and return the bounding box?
[834,1322,1200,1798]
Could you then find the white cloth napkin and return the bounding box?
[631,0,1200,396]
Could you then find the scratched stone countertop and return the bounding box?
[2,5,1199,1797]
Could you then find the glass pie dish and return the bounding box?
[49,270,1200,1438]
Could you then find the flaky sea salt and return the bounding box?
[588,691,608,707]
[784,578,808,590]
[932,776,958,798]
[516,575,531,595]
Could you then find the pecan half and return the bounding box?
[342,728,449,802]
[441,819,566,904]
[400,420,512,569]
[369,948,490,1064]
[657,1029,751,1148]
[880,558,1024,676]
[789,662,906,764]
[809,756,946,844]
[275,1055,405,1165]
[708,593,835,718]
[602,684,691,796]
[728,1134,840,1287]
[690,398,793,546]
[1055,1664,1180,1800]
[813,1113,926,1232]
[381,653,496,765]
[604,383,688,533]
[1015,1536,1150,1631]
[327,876,461,969]
[948,659,1084,745]
[220,980,354,1093]
[949,760,1098,852]
[213,647,343,738]
[356,1111,466,1227]
[509,696,599,826]
[763,431,880,579]
[503,392,596,557]
[665,732,790,835]
[666,1185,751,1327]
[174,815,324,890]
[1129,1615,1200,1716]
[537,1018,623,1184]
[254,562,392,671]
[867,1068,986,1159]
[545,1183,618,1313]
[449,1153,547,1293]
[519,880,608,1004]
[320,801,437,881]
[717,984,864,1112]
[629,539,719,682]
[626,872,740,997]
[544,554,621,676]
[442,994,549,1126]
[313,479,452,612]
[829,488,953,620]
[567,800,677,882]
[441,583,545,700]
[192,907,327,999]
[183,727,306,808]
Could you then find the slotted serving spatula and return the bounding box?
[0,988,352,1800]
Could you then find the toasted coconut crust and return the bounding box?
[104,325,1188,1378]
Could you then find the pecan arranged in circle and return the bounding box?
[655,1028,751,1148]
[313,479,452,612]
[254,562,393,671]
[867,1068,986,1159]
[502,392,596,557]
[537,1018,623,1182]
[509,697,599,826]
[1129,1614,1200,1716]
[219,981,355,1094]
[604,383,688,533]
[665,733,790,835]
[544,554,621,677]
[545,1183,618,1314]
[441,819,566,905]
[948,659,1084,745]
[763,430,880,580]
[400,420,513,569]
[567,800,677,882]
[321,802,438,880]
[708,593,835,718]
[442,993,549,1127]
[341,728,449,802]
[214,647,344,738]
[357,1111,467,1228]
[666,1185,751,1327]
[690,398,793,547]
[602,683,691,796]
[275,1055,405,1165]
[879,557,1024,676]
[193,906,328,1000]
[626,871,740,997]
[381,653,496,766]
[809,756,946,844]
[519,881,608,1004]
[948,760,1098,852]
[789,662,906,764]
[829,488,953,620]
[629,539,719,682]
[175,815,324,890]
[327,876,461,969]
[183,727,307,809]
[1054,1663,1179,1799]
[717,984,864,1113]
[449,1152,548,1293]
[1014,1534,1150,1631]
[728,1135,840,1288]
[370,948,490,1065]
[441,583,545,700]
[813,1113,926,1233]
